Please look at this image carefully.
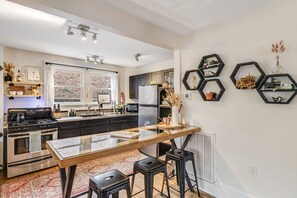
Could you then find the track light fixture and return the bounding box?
[135,53,141,61]
[65,27,74,35]
[85,55,103,65]
[65,23,98,43]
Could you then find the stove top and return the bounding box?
[7,108,58,133]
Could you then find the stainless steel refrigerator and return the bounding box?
[138,85,171,158]
[138,85,160,127]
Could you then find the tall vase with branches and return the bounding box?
[271,40,285,74]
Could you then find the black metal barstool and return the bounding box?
[162,149,201,198]
[88,169,131,198]
[131,157,171,198]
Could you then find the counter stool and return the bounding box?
[88,169,131,198]
[131,157,171,198]
[161,149,201,198]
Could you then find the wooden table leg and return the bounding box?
[59,168,67,196]
[59,165,77,198]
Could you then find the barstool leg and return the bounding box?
[178,160,186,198]
[191,159,201,197]
[112,192,119,198]
[131,168,137,194]
[145,174,154,198]
[185,171,195,192]
[126,182,132,198]
[161,156,169,195]
[164,168,171,198]
[87,186,92,198]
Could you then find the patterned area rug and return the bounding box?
[0,150,147,198]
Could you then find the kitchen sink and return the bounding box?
[80,114,103,117]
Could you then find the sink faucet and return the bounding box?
[98,100,104,115]
[86,104,92,115]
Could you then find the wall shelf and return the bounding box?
[6,81,43,86]
[230,61,265,89]
[256,73,297,104]
[182,69,203,90]
[6,95,42,100]
[198,79,225,102]
[198,54,225,78]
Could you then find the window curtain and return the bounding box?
[110,72,119,103]
[44,63,55,108]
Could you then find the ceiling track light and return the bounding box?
[65,23,98,43]
[135,53,141,61]
[85,55,104,65]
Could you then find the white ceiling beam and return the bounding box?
[9,0,181,50]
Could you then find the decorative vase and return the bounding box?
[171,106,179,126]
[272,57,283,74]
[4,74,12,82]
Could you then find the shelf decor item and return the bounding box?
[26,67,40,81]
[230,61,265,89]
[198,79,225,102]
[3,62,14,82]
[256,73,297,104]
[271,40,285,74]
[162,87,182,126]
[198,54,225,78]
[182,69,203,90]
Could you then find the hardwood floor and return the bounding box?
[0,169,215,198]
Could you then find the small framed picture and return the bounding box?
[25,66,41,82]
[97,94,111,104]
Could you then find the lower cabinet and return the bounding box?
[81,125,110,136]
[58,115,138,139]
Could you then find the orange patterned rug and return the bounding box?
[0,150,147,198]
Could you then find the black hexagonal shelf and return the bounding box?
[198,54,225,78]
[256,73,297,104]
[182,69,203,90]
[198,79,225,101]
[230,61,265,89]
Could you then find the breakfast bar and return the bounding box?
[46,125,201,198]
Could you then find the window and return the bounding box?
[90,72,112,103]
[53,69,83,103]
[51,66,118,105]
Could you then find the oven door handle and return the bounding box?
[8,134,30,138]
[41,129,57,134]
[7,156,53,167]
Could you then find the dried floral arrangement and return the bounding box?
[271,40,285,65]
[3,62,15,75]
[236,74,256,89]
[162,87,182,110]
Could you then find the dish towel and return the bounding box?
[29,131,41,152]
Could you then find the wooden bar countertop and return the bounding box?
[46,125,201,168]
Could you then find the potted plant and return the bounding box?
[3,62,15,82]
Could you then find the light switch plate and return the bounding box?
[184,92,191,100]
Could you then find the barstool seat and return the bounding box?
[162,149,201,198]
[131,157,171,198]
[88,169,131,198]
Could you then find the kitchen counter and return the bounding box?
[56,112,138,122]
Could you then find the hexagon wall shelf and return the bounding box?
[256,73,297,104]
[230,61,265,89]
[198,54,225,78]
[182,69,203,90]
[198,79,225,101]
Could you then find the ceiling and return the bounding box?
[1,0,271,67]
[103,0,271,35]
[0,0,173,67]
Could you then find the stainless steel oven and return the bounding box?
[7,128,57,163]
[6,128,57,178]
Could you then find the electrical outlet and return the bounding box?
[249,166,257,177]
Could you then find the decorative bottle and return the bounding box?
[16,70,22,82]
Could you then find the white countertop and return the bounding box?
[56,113,138,122]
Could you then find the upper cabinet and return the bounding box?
[129,69,173,99]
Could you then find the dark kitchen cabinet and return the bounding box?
[58,115,138,139]
[81,125,110,135]
[129,74,146,99]
[58,121,81,139]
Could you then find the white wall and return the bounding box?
[0,45,4,169]
[3,47,125,111]
[124,59,174,103]
[180,0,297,197]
